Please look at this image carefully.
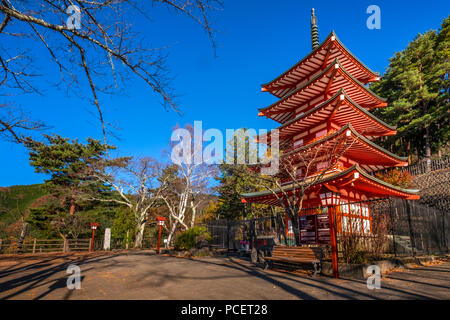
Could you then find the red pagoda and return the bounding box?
[241,10,419,246]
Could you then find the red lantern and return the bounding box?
[156,217,166,254]
[89,222,99,252]
[319,184,341,206]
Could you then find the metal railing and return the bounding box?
[206,198,449,260]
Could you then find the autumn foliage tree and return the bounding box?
[375,169,414,189]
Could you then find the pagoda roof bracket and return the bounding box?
[328,97,344,124]
[321,40,335,70]
[325,64,339,96]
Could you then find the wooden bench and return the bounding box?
[264,246,323,275]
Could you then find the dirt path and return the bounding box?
[0,251,449,300]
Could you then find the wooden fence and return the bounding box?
[0,236,158,254]
[0,238,91,254]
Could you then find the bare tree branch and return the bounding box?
[0,0,221,143]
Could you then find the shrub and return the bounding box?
[340,232,368,264]
[174,226,212,251]
[369,213,391,260]
[339,218,370,264]
[375,169,414,188]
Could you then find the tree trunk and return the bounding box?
[134,222,146,248]
[166,220,178,248]
[276,212,288,245]
[69,194,76,215]
[285,206,301,246]
[190,200,196,228]
[290,213,301,246]
[407,141,411,164]
[18,221,28,253]
[425,126,432,171]
[58,232,68,252]
[425,127,431,159]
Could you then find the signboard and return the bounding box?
[299,215,316,244]
[103,228,111,250]
[298,213,330,245]
[316,213,330,244]
[157,220,165,226]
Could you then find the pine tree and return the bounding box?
[371,15,450,162]
[431,15,450,155]
[214,129,268,220]
[24,134,114,215]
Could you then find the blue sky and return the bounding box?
[1,0,449,186]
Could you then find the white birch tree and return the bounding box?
[161,123,217,247]
[83,156,166,248]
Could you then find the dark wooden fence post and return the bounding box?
[226,219,230,254]
[443,212,449,253]
[388,198,397,257]
[403,199,416,257]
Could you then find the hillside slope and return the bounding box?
[0,184,48,237]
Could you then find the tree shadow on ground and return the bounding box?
[1,252,447,300]
[135,255,377,299]
[0,253,122,299]
[162,256,440,299]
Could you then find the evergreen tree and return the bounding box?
[371,15,450,162]
[24,135,116,239]
[214,129,268,220]
[24,134,114,216]
[431,15,450,155]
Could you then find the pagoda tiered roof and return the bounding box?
[282,123,408,173]
[243,16,420,205]
[261,31,380,98]
[241,164,420,206]
[260,89,396,142]
[259,59,387,123]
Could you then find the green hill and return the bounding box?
[0,184,48,237]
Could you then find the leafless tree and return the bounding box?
[0,0,222,144]
[83,156,166,248]
[0,104,48,143]
[160,123,217,247]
